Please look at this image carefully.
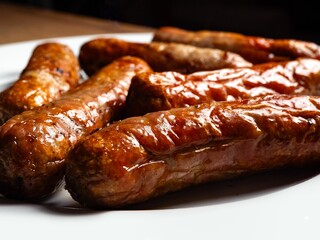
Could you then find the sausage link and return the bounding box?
[65,94,320,209]
[79,37,252,76]
[0,56,151,199]
[0,42,80,125]
[125,58,320,117]
[152,26,320,64]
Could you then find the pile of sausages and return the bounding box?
[1,26,320,209]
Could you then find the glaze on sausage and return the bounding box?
[0,56,151,199]
[152,26,320,64]
[65,94,320,209]
[125,58,320,117]
[0,42,80,125]
[79,37,252,76]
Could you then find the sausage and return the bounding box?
[0,56,152,200]
[0,42,80,125]
[79,37,252,76]
[125,58,320,117]
[65,94,320,209]
[152,26,320,64]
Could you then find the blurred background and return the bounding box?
[1,0,320,43]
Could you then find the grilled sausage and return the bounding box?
[65,94,320,209]
[0,56,152,200]
[152,26,320,64]
[79,37,252,76]
[125,58,320,117]
[0,42,80,125]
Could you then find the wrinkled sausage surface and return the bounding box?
[125,58,320,117]
[0,42,80,125]
[65,94,320,209]
[79,37,252,76]
[152,26,320,64]
[0,56,151,199]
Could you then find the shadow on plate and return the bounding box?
[127,165,320,210]
[1,165,319,214]
[0,184,99,216]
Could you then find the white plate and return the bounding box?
[1,33,320,240]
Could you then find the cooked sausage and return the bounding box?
[125,58,320,117]
[152,26,320,64]
[65,94,320,209]
[0,56,152,200]
[0,42,80,125]
[79,37,252,76]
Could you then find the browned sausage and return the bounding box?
[65,94,320,209]
[0,56,152,200]
[79,37,252,76]
[125,58,320,117]
[0,42,80,125]
[152,26,320,64]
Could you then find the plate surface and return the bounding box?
[0,33,320,240]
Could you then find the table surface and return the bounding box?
[0,2,154,44]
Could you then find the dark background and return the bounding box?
[2,0,320,43]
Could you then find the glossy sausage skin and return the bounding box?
[65,94,320,209]
[79,38,252,76]
[125,58,320,117]
[0,56,151,199]
[0,42,80,125]
[152,26,320,64]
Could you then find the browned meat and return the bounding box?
[125,58,320,117]
[79,37,252,76]
[0,56,152,200]
[0,42,80,125]
[152,26,320,64]
[65,94,320,209]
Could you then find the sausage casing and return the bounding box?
[0,42,80,125]
[0,56,151,199]
[65,94,320,209]
[125,58,320,117]
[152,26,320,64]
[79,37,252,75]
